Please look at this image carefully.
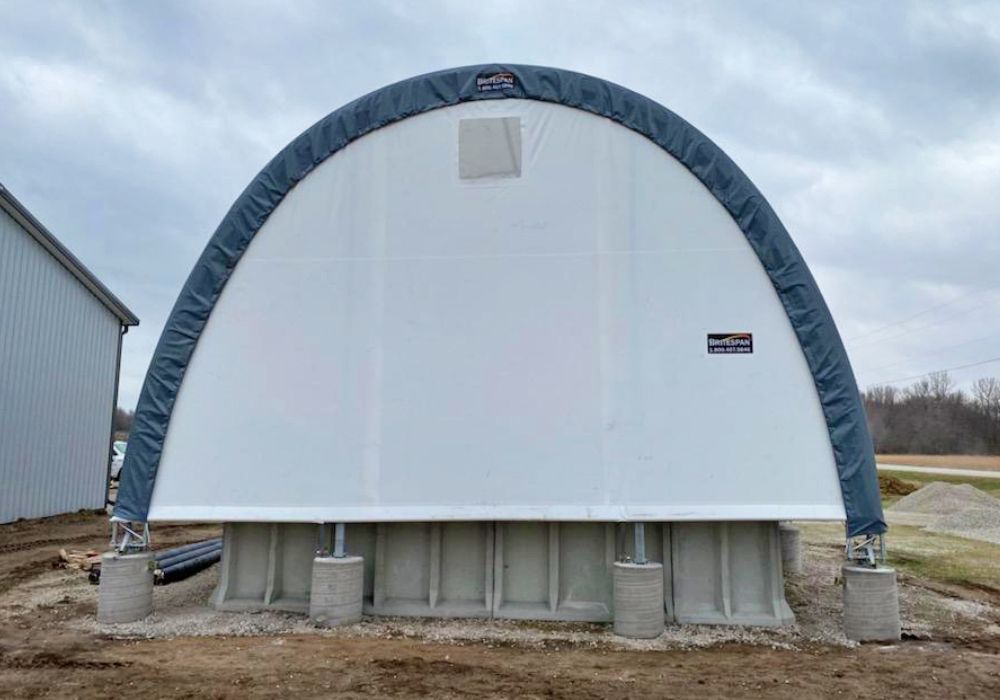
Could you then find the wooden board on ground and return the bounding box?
[59,549,102,571]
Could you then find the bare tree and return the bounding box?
[113,407,134,434]
[972,377,1000,416]
[863,373,1000,455]
[866,385,898,405]
[928,371,956,400]
[972,377,1000,449]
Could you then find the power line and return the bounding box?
[864,354,1000,387]
[846,284,999,344]
[854,329,1000,376]
[848,294,1000,349]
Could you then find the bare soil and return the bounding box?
[2,513,1000,698]
[0,511,218,596]
[4,629,1000,699]
[878,454,1000,471]
[880,472,918,497]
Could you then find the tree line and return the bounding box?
[863,372,1000,455]
[113,407,134,434]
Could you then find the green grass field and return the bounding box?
[884,524,1000,591]
[876,470,1000,590]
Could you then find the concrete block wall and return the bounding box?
[370,522,491,617]
[672,522,793,626]
[212,522,332,612]
[211,520,793,627]
[363,522,617,620]
[494,522,614,621]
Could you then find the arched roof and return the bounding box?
[116,64,884,536]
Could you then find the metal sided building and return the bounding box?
[1,184,139,523]
[117,65,884,626]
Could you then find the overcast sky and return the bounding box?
[2,0,999,408]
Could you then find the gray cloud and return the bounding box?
[1,0,998,404]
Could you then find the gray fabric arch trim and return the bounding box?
[116,64,885,536]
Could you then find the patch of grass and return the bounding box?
[885,524,1000,591]
[877,473,1000,590]
[794,471,1000,592]
[798,519,1000,593]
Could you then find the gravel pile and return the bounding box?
[927,508,1000,545]
[890,482,1000,514]
[889,482,1000,543]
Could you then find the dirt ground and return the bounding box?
[878,454,1000,471]
[2,513,1000,698]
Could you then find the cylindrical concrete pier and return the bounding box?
[97,551,154,623]
[309,556,364,627]
[842,563,901,641]
[779,523,802,576]
[613,561,664,639]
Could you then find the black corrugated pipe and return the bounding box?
[154,538,222,563]
[155,546,221,571]
[156,540,222,569]
[155,549,222,585]
[156,544,222,572]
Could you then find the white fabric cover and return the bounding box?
[148,99,844,522]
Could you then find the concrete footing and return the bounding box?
[613,562,665,638]
[309,556,364,627]
[779,523,802,575]
[97,551,154,623]
[842,564,901,641]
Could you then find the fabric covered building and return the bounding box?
[117,65,882,625]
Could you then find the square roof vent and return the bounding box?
[459,117,522,180]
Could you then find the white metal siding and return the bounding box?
[1,207,120,522]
